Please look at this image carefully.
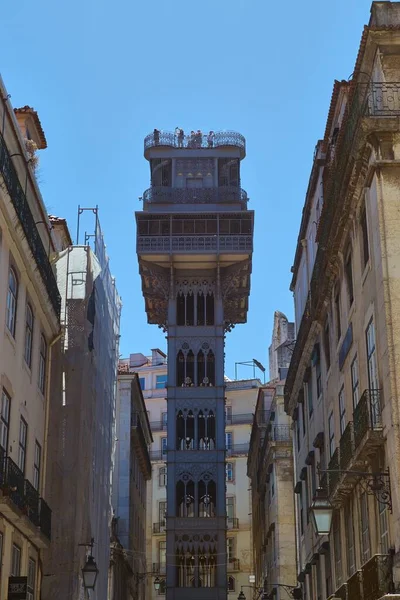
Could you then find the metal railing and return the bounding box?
[362,554,393,600]
[150,450,167,461]
[144,130,246,154]
[367,82,400,116]
[226,443,249,456]
[353,389,382,450]
[226,413,254,425]
[150,420,168,432]
[267,425,292,442]
[137,235,253,253]
[334,583,347,600]
[0,131,61,317]
[227,517,239,530]
[347,570,362,600]
[24,479,40,526]
[143,186,248,206]
[227,558,240,571]
[6,457,25,510]
[153,522,167,534]
[340,422,354,471]
[153,563,167,575]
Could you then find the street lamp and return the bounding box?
[310,487,334,536]
[82,554,99,590]
[154,577,161,591]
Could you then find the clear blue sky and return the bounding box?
[1,0,373,379]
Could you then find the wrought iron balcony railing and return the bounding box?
[334,582,347,600]
[150,420,168,432]
[361,554,393,600]
[153,522,167,534]
[137,235,253,254]
[226,413,254,425]
[347,570,362,600]
[267,425,292,443]
[0,453,51,539]
[227,558,240,571]
[143,186,248,206]
[367,82,400,116]
[226,443,249,456]
[144,130,246,154]
[339,421,354,471]
[150,450,167,461]
[227,517,239,530]
[353,389,382,450]
[0,131,61,317]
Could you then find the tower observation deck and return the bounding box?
[136,129,254,600]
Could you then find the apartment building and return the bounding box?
[117,352,260,599]
[285,3,400,599]
[0,79,61,599]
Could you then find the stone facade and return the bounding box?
[285,3,400,599]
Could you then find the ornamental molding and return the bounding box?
[173,518,218,531]
[175,399,217,412]
[176,338,215,354]
[221,259,251,300]
[176,158,215,174]
[174,450,219,463]
[176,278,215,297]
[176,464,216,480]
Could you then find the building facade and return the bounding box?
[0,79,61,599]
[42,215,121,600]
[118,352,259,600]
[248,312,297,600]
[111,371,153,600]
[285,3,400,599]
[136,128,254,600]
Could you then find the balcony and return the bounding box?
[353,390,383,458]
[367,82,400,116]
[226,443,249,456]
[150,450,167,462]
[227,558,241,572]
[153,522,167,535]
[153,562,167,575]
[137,234,253,254]
[227,517,239,530]
[143,186,248,208]
[144,130,246,156]
[150,420,168,432]
[0,131,61,317]
[347,571,362,600]
[267,425,292,443]
[0,453,51,545]
[362,554,393,600]
[339,422,354,471]
[226,413,254,426]
[334,583,347,599]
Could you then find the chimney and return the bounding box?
[151,348,166,366]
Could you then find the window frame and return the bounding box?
[0,389,10,453]
[33,441,41,491]
[156,374,167,389]
[138,377,145,390]
[27,557,36,600]
[360,492,371,563]
[6,266,18,337]
[333,514,342,588]
[11,543,21,576]
[351,355,360,409]
[24,303,34,368]
[38,334,47,394]
[161,437,167,456]
[226,462,234,482]
[339,386,346,436]
[158,466,167,487]
[366,319,379,391]
[328,411,335,458]
[360,202,370,269]
[345,250,354,308]
[18,417,28,474]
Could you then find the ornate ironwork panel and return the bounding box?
[24,479,40,526]
[0,132,61,317]
[144,130,246,154]
[353,389,382,449]
[367,82,400,116]
[362,554,394,600]
[39,498,52,539]
[137,235,253,253]
[6,457,25,509]
[347,570,362,600]
[340,421,354,470]
[143,186,248,206]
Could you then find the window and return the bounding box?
[6,267,18,336]
[270,466,275,499]
[227,538,235,561]
[307,372,313,417]
[156,374,167,389]
[360,492,371,563]
[226,462,234,482]
[328,412,335,458]
[159,501,167,526]
[27,558,36,600]
[345,501,356,577]
[225,406,232,425]
[161,412,167,429]
[159,467,167,487]
[228,576,236,593]
[0,389,10,452]
[301,400,306,436]
[339,386,346,435]
[310,458,317,497]
[335,290,341,342]
[379,499,389,554]
[360,204,370,268]
[225,432,233,450]
[325,551,333,597]
[33,442,41,491]
[345,251,354,307]
[18,418,27,474]
[366,319,379,390]
[139,377,145,390]
[24,304,34,368]
[226,497,235,520]
[351,356,360,408]
[323,319,331,372]
[159,541,166,571]
[38,335,47,394]
[296,413,301,452]
[11,544,21,576]
[161,437,167,455]
[333,514,342,588]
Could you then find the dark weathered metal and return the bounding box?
[39,497,52,539]
[367,82,400,116]
[24,479,40,526]
[137,235,253,254]
[362,554,394,600]
[150,450,166,461]
[153,522,166,534]
[143,186,248,206]
[347,571,362,600]
[0,131,61,317]
[144,130,246,154]
[353,389,382,449]
[334,583,347,600]
[340,422,354,471]
[226,443,249,456]
[6,457,25,509]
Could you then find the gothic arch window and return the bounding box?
[206,292,214,325]
[197,350,205,384]
[176,350,185,386]
[176,410,195,450]
[196,290,215,326]
[177,294,185,326]
[187,350,195,383]
[206,350,215,386]
[198,410,216,450]
[199,547,217,588]
[176,476,195,517]
[198,476,216,518]
[176,547,216,588]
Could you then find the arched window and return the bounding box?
[159,467,167,487]
[206,350,215,386]
[197,292,205,325]
[176,350,185,386]
[228,576,235,592]
[176,410,194,450]
[206,293,214,325]
[177,348,195,386]
[177,293,185,326]
[38,334,47,394]
[176,477,195,517]
[198,410,215,450]
[6,267,18,336]
[24,303,34,367]
[198,477,216,517]
[187,350,195,383]
[197,350,205,385]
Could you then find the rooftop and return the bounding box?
[144,129,246,158]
